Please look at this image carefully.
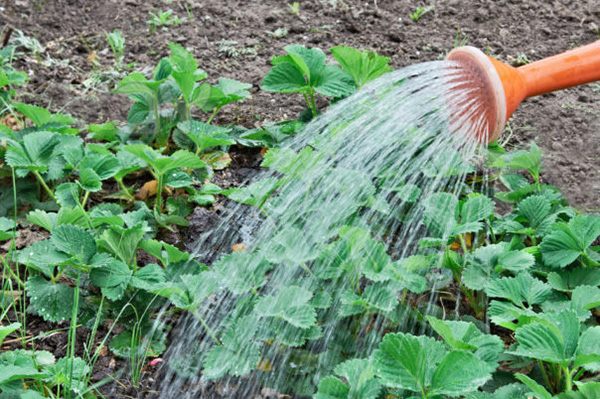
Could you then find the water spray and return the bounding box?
[447,40,600,143]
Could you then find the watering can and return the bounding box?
[446,40,600,143]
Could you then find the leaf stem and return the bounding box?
[206,107,220,124]
[308,90,317,117]
[192,310,222,346]
[33,170,57,202]
[538,360,553,393]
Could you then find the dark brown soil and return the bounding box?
[1,0,599,397]
[2,0,599,209]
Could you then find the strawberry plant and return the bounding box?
[261,44,356,117]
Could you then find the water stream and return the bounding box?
[148,59,492,398]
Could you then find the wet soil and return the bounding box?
[1,0,599,397]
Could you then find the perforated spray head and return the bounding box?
[446,41,600,144]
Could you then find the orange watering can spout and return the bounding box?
[446,40,600,144]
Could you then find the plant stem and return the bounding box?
[538,360,552,393]
[192,310,222,346]
[155,173,164,212]
[116,177,136,201]
[207,107,220,124]
[564,366,573,391]
[32,170,57,202]
[308,90,317,117]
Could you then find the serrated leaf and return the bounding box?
[153,271,217,310]
[177,120,234,153]
[212,251,273,295]
[514,374,553,399]
[331,46,393,88]
[511,310,579,365]
[51,224,96,264]
[540,214,600,267]
[0,322,20,347]
[261,62,308,93]
[255,286,316,329]
[461,195,494,224]
[18,239,69,277]
[5,131,59,171]
[373,332,446,392]
[78,167,102,191]
[223,177,278,208]
[13,103,51,126]
[497,250,535,272]
[98,225,145,265]
[203,315,260,379]
[485,273,551,308]
[313,65,356,98]
[430,351,491,395]
[423,193,458,238]
[130,263,165,290]
[90,258,132,300]
[55,182,81,208]
[548,268,600,292]
[25,276,77,322]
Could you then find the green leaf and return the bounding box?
[511,310,580,366]
[485,273,551,308]
[462,244,507,291]
[313,65,356,98]
[315,358,382,399]
[261,62,308,93]
[315,376,350,399]
[423,192,458,238]
[373,332,445,393]
[13,103,52,126]
[255,286,317,329]
[153,272,217,310]
[130,263,165,290]
[18,239,69,277]
[80,152,121,180]
[113,72,157,96]
[493,142,542,181]
[212,251,273,295]
[223,177,278,208]
[540,214,600,267]
[25,277,77,322]
[497,250,535,272]
[430,351,491,395]
[514,374,553,399]
[548,268,600,292]
[202,77,252,110]
[78,167,102,191]
[177,120,234,153]
[5,131,59,171]
[571,285,600,313]
[109,328,166,359]
[331,46,393,88]
[98,225,146,265]
[0,322,20,347]
[51,224,96,264]
[55,182,81,208]
[461,195,494,224]
[90,258,132,300]
[203,315,260,379]
[164,170,193,188]
[574,326,600,371]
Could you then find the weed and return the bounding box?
[147,9,180,34]
[288,2,300,15]
[265,27,289,39]
[410,5,435,22]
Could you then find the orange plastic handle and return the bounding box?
[519,40,600,98]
